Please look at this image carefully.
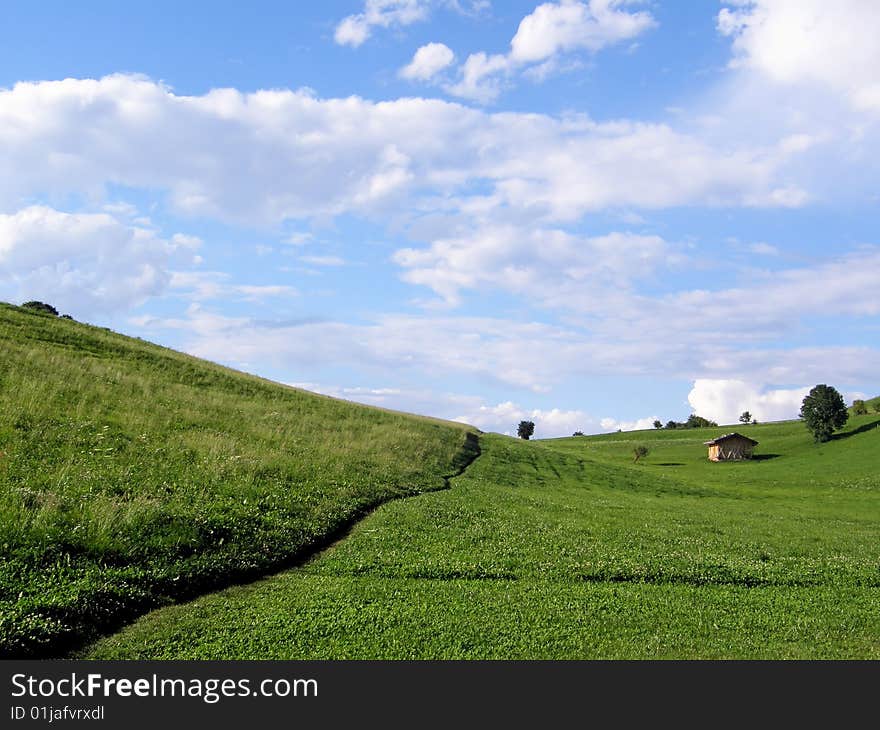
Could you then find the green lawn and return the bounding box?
[87,412,880,659]
[0,303,476,657]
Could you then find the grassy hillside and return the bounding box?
[88,411,880,659]
[0,303,477,657]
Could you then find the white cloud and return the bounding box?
[0,75,809,230]
[298,255,346,266]
[445,0,656,102]
[687,379,811,425]
[169,271,298,302]
[280,380,606,438]
[719,0,880,114]
[334,0,488,47]
[335,0,431,47]
[0,205,194,316]
[444,52,510,103]
[394,226,672,306]
[453,400,590,438]
[129,306,880,399]
[747,242,779,256]
[510,0,656,63]
[599,416,659,432]
[400,42,455,81]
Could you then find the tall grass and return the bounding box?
[0,303,476,657]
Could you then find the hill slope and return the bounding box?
[89,410,880,659]
[0,303,477,657]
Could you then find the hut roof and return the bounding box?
[703,432,759,446]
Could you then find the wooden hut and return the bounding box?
[703,433,758,462]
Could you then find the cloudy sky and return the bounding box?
[2,1,879,437]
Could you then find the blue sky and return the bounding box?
[1,1,879,436]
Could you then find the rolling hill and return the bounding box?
[0,302,477,657]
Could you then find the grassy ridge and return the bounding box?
[88,420,880,659]
[0,303,476,657]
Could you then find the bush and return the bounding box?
[21,301,59,316]
[632,445,649,463]
[572,431,584,437]
[686,414,718,429]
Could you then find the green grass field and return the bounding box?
[88,405,880,659]
[0,303,476,657]
[3,301,878,659]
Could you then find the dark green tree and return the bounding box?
[800,384,848,442]
[852,399,868,415]
[653,420,662,429]
[517,420,535,440]
[685,414,718,429]
[739,411,752,425]
[632,445,649,463]
[572,431,584,437]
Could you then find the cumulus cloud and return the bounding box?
[400,42,456,80]
[445,0,656,102]
[335,0,431,47]
[510,0,656,63]
[687,379,811,425]
[719,0,880,114]
[0,205,196,316]
[0,75,809,229]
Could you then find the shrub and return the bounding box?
[686,414,718,429]
[21,301,59,316]
[632,445,649,463]
[572,431,584,437]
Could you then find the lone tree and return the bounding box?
[572,431,584,437]
[800,384,848,442]
[21,301,59,316]
[653,420,662,430]
[632,445,649,463]
[517,420,535,440]
[739,411,752,425]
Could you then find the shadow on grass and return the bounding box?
[656,462,685,467]
[831,419,880,441]
[751,454,781,461]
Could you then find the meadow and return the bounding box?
[0,303,476,657]
[89,406,880,659]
